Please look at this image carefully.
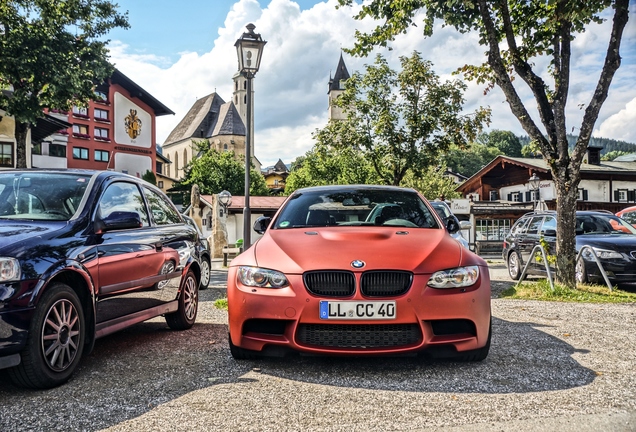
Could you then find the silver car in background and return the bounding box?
[430,201,470,249]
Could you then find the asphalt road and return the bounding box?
[1,265,635,431]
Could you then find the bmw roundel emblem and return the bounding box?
[351,260,365,269]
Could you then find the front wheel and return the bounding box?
[575,257,588,285]
[228,333,261,360]
[456,317,491,362]
[507,251,522,280]
[166,270,198,330]
[8,284,85,389]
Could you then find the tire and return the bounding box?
[575,256,588,285]
[456,317,491,362]
[165,270,198,330]
[228,333,261,360]
[8,283,85,389]
[507,250,522,281]
[199,256,210,290]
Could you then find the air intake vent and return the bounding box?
[297,324,422,348]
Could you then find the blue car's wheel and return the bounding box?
[8,284,85,389]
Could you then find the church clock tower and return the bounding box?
[232,71,253,160]
[328,53,350,121]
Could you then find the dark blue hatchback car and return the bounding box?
[0,170,201,388]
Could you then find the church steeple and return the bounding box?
[328,53,350,121]
[232,71,254,161]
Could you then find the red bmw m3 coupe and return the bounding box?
[227,185,491,360]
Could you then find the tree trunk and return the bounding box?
[14,121,29,168]
[553,170,579,288]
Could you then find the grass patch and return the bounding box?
[501,279,636,303]
[213,298,228,310]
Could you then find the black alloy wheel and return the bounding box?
[8,283,85,389]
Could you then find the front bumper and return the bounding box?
[0,306,32,370]
[584,257,636,282]
[228,267,491,356]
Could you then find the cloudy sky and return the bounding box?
[106,0,636,167]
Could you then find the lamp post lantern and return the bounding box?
[235,23,266,249]
[218,190,232,217]
[529,172,541,210]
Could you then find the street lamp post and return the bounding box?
[529,172,541,210]
[235,23,266,250]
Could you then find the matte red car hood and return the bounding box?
[252,227,463,274]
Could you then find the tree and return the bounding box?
[445,142,502,178]
[0,1,129,167]
[285,141,380,194]
[338,0,630,287]
[319,52,490,186]
[521,140,543,158]
[402,164,462,201]
[142,170,156,185]
[601,150,631,161]
[478,130,522,157]
[178,140,269,197]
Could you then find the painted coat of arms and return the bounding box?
[124,109,142,139]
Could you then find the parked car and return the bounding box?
[227,185,491,361]
[503,210,636,284]
[183,215,211,289]
[616,205,636,227]
[0,170,201,389]
[429,201,470,249]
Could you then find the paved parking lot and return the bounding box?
[1,266,635,431]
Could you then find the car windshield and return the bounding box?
[274,188,439,229]
[576,213,636,235]
[0,172,92,221]
[621,210,636,225]
[430,202,452,219]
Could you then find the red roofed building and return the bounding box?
[35,69,173,176]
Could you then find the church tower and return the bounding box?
[232,72,253,160]
[328,53,350,121]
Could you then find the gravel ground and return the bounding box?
[1,264,635,431]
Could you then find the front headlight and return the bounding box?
[582,247,623,260]
[0,258,21,282]
[238,266,289,288]
[427,266,479,289]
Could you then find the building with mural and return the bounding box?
[34,69,173,176]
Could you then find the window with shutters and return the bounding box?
[508,192,522,202]
[577,188,588,201]
[615,189,628,202]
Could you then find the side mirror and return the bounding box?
[95,211,142,234]
[459,220,471,230]
[253,216,272,235]
[446,218,459,234]
[543,229,557,237]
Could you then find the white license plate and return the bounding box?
[319,301,396,320]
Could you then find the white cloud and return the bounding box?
[108,0,636,167]
[595,97,636,142]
